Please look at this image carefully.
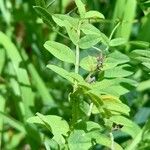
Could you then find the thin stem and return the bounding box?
[105,22,121,52]
[87,103,93,117]
[92,46,102,52]
[109,22,121,41]
[110,132,114,150]
[52,27,70,40]
[75,45,80,74]
[46,0,56,9]
[74,21,81,91]
[67,7,78,15]
[75,21,81,74]
[126,130,143,150]
[71,21,81,126]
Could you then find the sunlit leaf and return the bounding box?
[80,56,97,71]
[44,41,75,63]
[75,0,86,18]
[104,64,133,78]
[52,14,79,28]
[110,116,141,138]
[84,11,104,19]
[103,101,130,116]
[33,6,55,26]
[79,34,101,49]
[27,113,69,136]
[109,38,127,47]
[68,130,123,150]
[47,64,84,83]
[137,79,150,91]
[103,51,130,70]
[80,23,109,45]
[129,41,150,48]
[130,49,150,58]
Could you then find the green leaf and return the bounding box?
[130,49,150,58]
[129,41,150,48]
[107,51,130,64]
[92,78,137,89]
[126,119,150,150]
[80,56,97,71]
[86,90,103,105]
[75,0,86,18]
[52,14,65,27]
[87,89,130,115]
[33,6,55,26]
[79,34,101,49]
[84,10,104,19]
[137,79,150,91]
[132,56,150,63]
[81,23,101,35]
[65,21,79,45]
[103,101,130,116]
[52,14,79,45]
[68,130,91,150]
[44,41,75,63]
[109,38,127,47]
[101,85,129,97]
[85,121,102,131]
[52,14,79,28]
[103,51,130,70]
[80,23,109,46]
[90,78,137,97]
[142,62,150,69]
[46,64,84,83]
[104,64,133,78]
[143,0,150,7]
[68,130,123,150]
[69,72,85,83]
[110,116,141,138]
[87,131,123,150]
[27,113,69,136]
[130,49,150,67]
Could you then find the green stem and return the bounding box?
[110,132,114,150]
[75,44,80,74]
[126,130,143,150]
[74,21,81,90]
[52,27,70,40]
[71,21,81,126]
[109,22,121,41]
[105,22,121,52]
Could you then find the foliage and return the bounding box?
[0,0,150,149]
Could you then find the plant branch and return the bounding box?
[52,27,70,40]
[74,21,81,91]
[110,132,114,150]
[105,21,121,52]
[109,21,121,41]
[75,21,81,74]
[71,21,82,126]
